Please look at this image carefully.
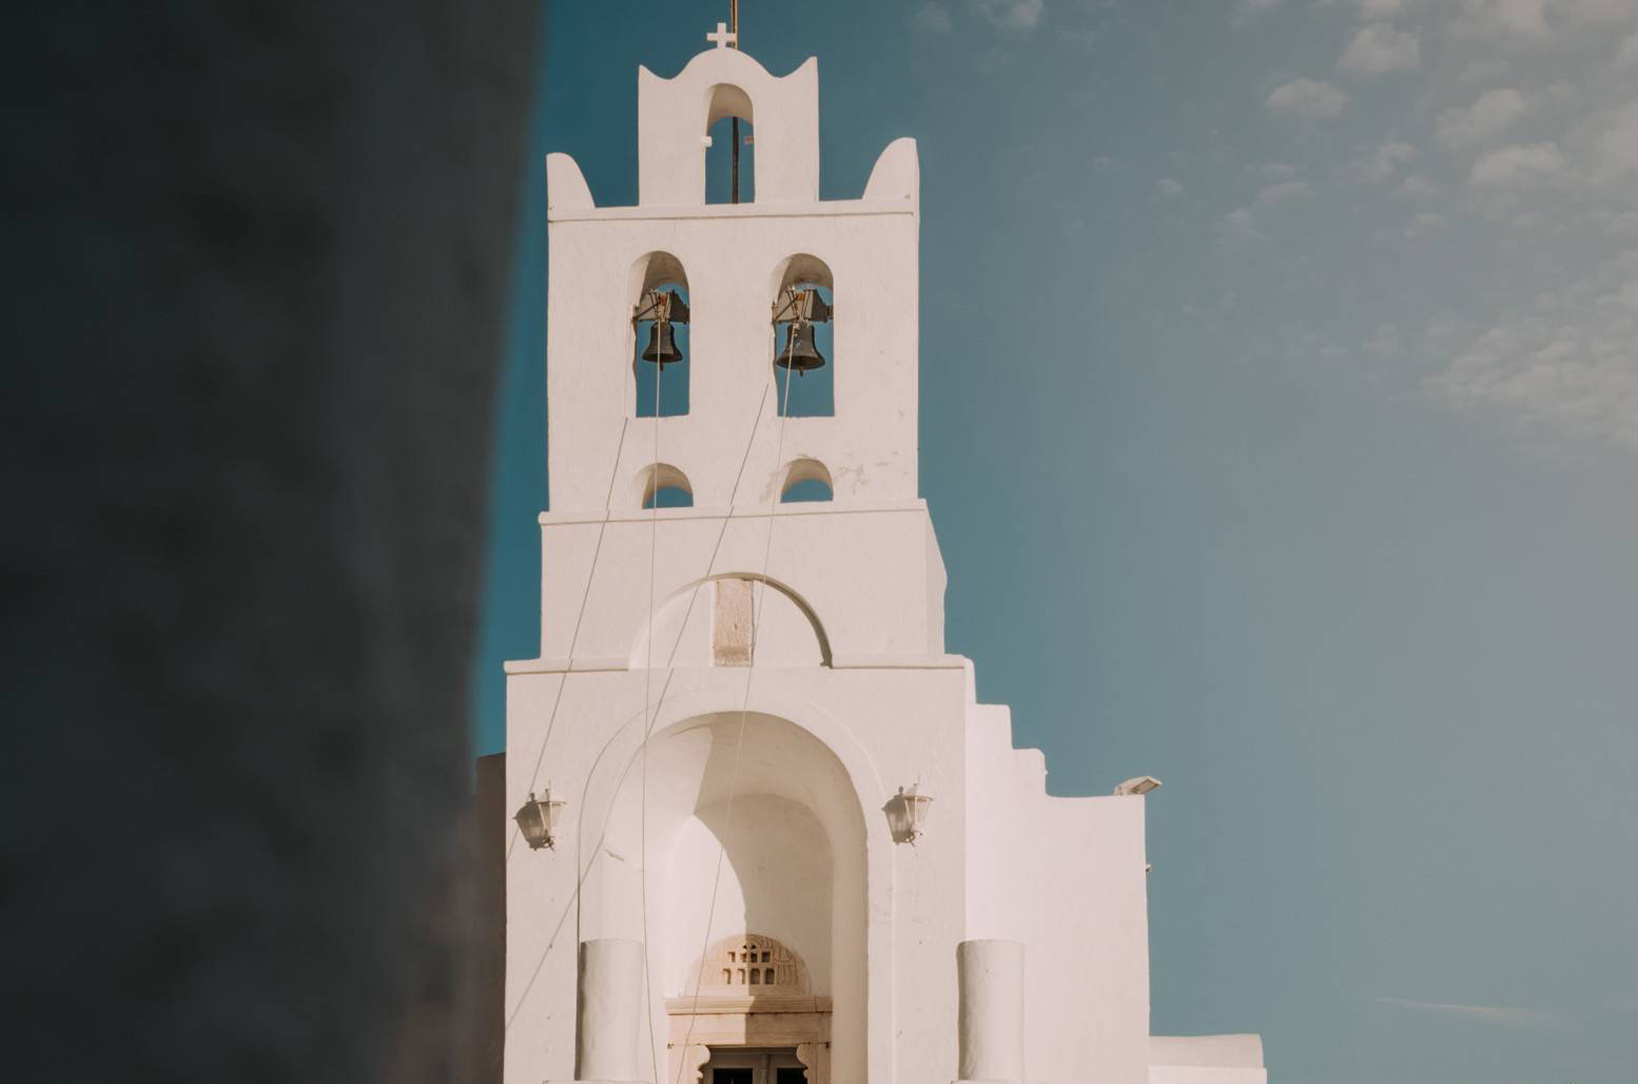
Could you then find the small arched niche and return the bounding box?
[770,254,835,418]
[781,457,834,503]
[629,251,690,417]
[639,462,694,510]
[705,83,755,204]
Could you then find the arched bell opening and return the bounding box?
[769,254,834,418]
[629,251,690,417]
[704,83,755,205]
[638,462,694,510]
[780,458,834,503]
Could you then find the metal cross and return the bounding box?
[706,21,737,49]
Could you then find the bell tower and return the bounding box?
[542,36,922,514]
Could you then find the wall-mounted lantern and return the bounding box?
[884,784,933,845]
[514,787,566,851]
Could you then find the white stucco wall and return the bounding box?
[664,797,835,994]
[963,703,1154,1084]
[534,503,946,665]
[636,50,819,208]
[542,201,920,512]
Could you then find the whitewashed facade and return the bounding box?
[503,36,1267,1084]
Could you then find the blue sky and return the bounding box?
[472,3,1638,1081]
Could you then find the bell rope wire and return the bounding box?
[506,410,632,862]
[638,305,666,1083]
[503,374,774,1037]
[669,314,799,1084]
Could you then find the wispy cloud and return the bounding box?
[1156,178,1184,196]
[1565,0,1638,25]
[1373,995,1568,1029]
[1218,206,1264,248]
[1470,140,1564,186]
[1219,179,1311,248]
[1235,0,1285,23]
[1399,173,1437,196]
[1436,88,1528,149]
[1340,23,1422,75]
[1422,249,1638,450]
[1457,0,1550,37]
[1266,77,1350,118]
[1257,179,1311,203]
[911,2,954,34]
[972,0,1044,32]
[1352,139,1418,183]
[1402,210,1448,237]
[1593,99,1638,182]
[1618,30,1638,66]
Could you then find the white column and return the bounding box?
[576,938,645,1083]
[955,939,1025,1084]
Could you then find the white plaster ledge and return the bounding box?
[538,498,929,527]
[830,654,968,671]
[503,657,626,675]
[548,198,915,224]
[1149,1068,1267,1084]
[506,655,967,674]
[664,993,833,1015]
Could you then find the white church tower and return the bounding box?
[501,26,1268,1084]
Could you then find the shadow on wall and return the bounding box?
[646,715,870,1083]
[4,5,539,1084]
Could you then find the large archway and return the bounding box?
[578,712,868,1084]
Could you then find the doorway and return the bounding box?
[703,1047,807,1084]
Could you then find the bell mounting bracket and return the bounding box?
[771,286,833,326]
[633,288,690,326]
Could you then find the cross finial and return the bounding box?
[706,21,737,49]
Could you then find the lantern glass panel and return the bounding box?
[515,793,552,850]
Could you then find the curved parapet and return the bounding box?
[638,50,819,206]
[863,137,919,205]
[545,151,594,214]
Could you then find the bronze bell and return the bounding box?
[640,321,684,367]
[775,321,826,374]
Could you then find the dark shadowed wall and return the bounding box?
[2,4,539,1081]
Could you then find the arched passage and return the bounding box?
[579,712,867,1084]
